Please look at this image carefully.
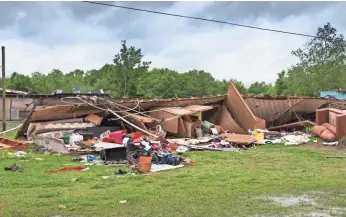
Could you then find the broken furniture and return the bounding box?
[0,138,28,151]
[312,108,346,142]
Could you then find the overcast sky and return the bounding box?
[0,1,345,85]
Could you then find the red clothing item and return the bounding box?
[45,166,86,173]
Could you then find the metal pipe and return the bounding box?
[1,46,6,131]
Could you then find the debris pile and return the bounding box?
[1,81,343,174]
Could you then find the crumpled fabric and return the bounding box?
[45,166,86,173]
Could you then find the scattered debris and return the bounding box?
[323,142,338,146]
[0,138,28,151]
[4,164,24,172]
[150,164,184,173]
[114,169,127,175]
[282,134,310,145]
[14,151,27,157]
[0,81,338,178]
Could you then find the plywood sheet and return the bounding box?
[85,114,103,125]
[219,105,247,134]
[254,116,266,130]
[171,117,186,138]
[329,111,338,126]
[150,110,179,133]
[118,111,159,123]
[221,133,255,144]
[160,107,194,116]
[183,105,214,113]
[225,82,257,131]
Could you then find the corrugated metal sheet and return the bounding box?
[244,97,330,123]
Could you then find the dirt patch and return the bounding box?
[292,211,333,217]
[301,142,346,153]
[264,195,316,207]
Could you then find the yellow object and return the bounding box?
[253,131,264,141]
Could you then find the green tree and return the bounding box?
[230,79,247,94]
[137,68,181,98]
[110,40,151,98]
[288,23,346,96]
[7,72,32,92]
[247,81,272,95]
[275,70,289,95]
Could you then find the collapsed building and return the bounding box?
[11,81,341,152]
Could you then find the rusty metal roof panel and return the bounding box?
[244,98,300,122]
[245,97,331,123]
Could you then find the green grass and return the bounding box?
[1,144,346,217]
[0,121,22,139]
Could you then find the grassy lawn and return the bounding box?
[2,142,346,217]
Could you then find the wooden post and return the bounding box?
[2,46,6,131]
[9,97,12,121]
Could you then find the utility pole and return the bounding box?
[2,46,6,131]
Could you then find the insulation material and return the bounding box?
[32,136,69,153]
[85,114,103,125]
[219,105,247,134]
[27,122,95,140]
[36,130,74,140]
[225,82,257,131]
[221,133,256,144]
[26,118,84,138]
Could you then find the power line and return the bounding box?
[82,1,317,38]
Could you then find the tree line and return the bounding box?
[6,23,346,98]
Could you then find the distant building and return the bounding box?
[320,89,346,100]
